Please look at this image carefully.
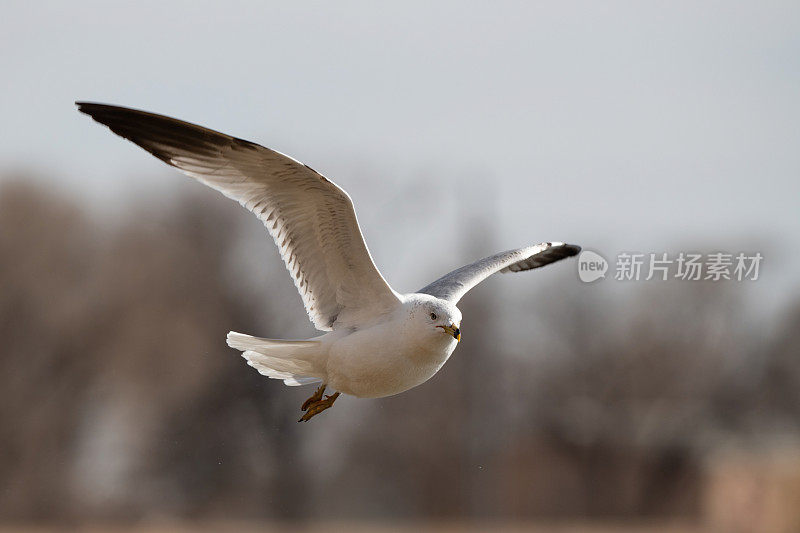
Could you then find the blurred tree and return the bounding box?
[1,176,796,527]
[499,280,760,518]
[758,303,800,428]
[0,179,99,519]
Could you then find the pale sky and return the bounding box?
[2,1,799,310]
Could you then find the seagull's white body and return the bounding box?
[77,102,579,415]
[319,295,461,397]
[227,293,461,398]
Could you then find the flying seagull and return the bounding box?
[77,102,580,422]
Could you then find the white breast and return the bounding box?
[324,317,458,398]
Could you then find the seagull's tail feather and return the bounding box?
[227,331,323,387]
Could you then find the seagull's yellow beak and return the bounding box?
[438,323,461,342]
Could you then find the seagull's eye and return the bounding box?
[430,312,437,321]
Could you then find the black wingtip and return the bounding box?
[75,101,122,122]
[73,101,265,171]
[75,101,102,114]
[76,101,154,120]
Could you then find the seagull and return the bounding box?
[77,102,580,422]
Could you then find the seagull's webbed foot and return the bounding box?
[298,384,340,422]
[301,383,326,411]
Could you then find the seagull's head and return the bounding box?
[404,294,462,343]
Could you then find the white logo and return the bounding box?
[578,250,608,283]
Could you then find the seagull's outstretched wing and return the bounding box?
[418,242,580,304]
[77,102,401,330]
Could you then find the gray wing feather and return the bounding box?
[77,102,401,331]
[418,242,580,304]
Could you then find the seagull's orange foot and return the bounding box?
[301,383,326,411]
[298,392,340,422]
